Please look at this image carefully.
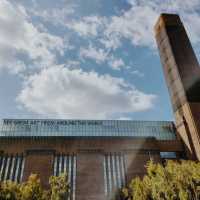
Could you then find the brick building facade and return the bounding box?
[0,119,183,200]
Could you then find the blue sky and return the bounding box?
[0,0,200,120]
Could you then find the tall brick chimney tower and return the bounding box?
[154,13,200,160]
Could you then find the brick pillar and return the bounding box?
[22,149,55,188]
[76,153,105,200]
[154,13,200,160]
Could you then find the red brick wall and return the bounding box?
[22,149,54,188]
[0,137,184,199]
[76,153,105,200]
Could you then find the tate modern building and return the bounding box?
[0,14,200,200]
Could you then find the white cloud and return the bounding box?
[184,13,200,44]
[109,57,125,70]
[30,3,75,26]
[65,60,80,69]
[118,117,132,120]
[80,44,127,70]
[99,35,122,50]
[0,0,65,73]
[68,0,200,49]
[80,45,108,64]
[17,66,156,119]
[105,6,158,48]
[65,15,122,50]
[130,70,144,77]
[127,0,200,12]
[68,16,105,37]
[17,0,200,55]
[105,0,200,48]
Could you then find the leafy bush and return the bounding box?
[0,173,69,200]
[122,160,200,200]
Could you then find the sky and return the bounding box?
[0,0,200,120]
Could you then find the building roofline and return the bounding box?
[0,118,175,123]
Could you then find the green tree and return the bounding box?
[0,180,20,200]
[122,160,200,200]
[0,173,69,200]
[49,173,69,200]
[20,174,46,200]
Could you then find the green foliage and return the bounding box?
[0,173,69,200]
[0,180,21,200]
[20,174,46,200]
[49,173,69,200]
[122,160,200,200]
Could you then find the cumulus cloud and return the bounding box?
[105,6,158,48]
[17,66,156,119]
[80,44,127,70]
[130,70,144,78]
[0,0,65,73]
[67,16,105,37]
[65,0,200,49]
[30,3,75,26]
[65,15,122,50]
[80,45,108,64]
[108,57,125,70]
[105,0,200,48]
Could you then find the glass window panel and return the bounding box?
[160,152,177,159]
[0,119,177,140]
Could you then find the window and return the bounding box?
[0,119,177,140]
[160,152,177,159]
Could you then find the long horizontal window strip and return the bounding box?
[0,119,176,140]
[104,153,126,198]
[0,154,25,182]
[54,154,76,200]
[160,152,177,159]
